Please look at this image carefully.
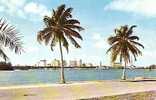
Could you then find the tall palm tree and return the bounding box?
[37,4,84,83]
[107,25,144,80]
[0,18,23,61]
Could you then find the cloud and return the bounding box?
[0,0,26,15]
[24,2,50,18]
[105,0,156,17]
[0,0,50,21]
[92,33,109,49]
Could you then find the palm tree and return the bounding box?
[37,4,84,83]
[107,25,144,80]
[0,18,23,61]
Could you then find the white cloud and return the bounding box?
[92,33,109,49]
[24,2,50,17]
[105,0,156,17]
[0,0,26,14]
[0,0,50,21]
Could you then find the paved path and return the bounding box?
[0,80,156,100]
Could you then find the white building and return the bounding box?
[69,60,77,67]
[37,59,47,66]
[50,59,67,67]
[51,59,60,67]
[77,59,82,67]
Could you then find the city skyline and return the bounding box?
[34,59,94,67]
[0,0,156,66]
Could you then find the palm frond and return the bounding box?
[55,4,65,21]
[0,48,8,61]
[50,35,58,51]
[131,40,144,49]
[61,35,69,52]
[128,36,139,40]
[64,24,84,31]
[107,36,119,45]
[0,18,23,60]
[127,25,137,36]
[63,28,83,40]
[65,19,80,25]
[44,16,55,27]
[68,36,81,48]
[61,7,73,19]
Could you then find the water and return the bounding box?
[0,68,155,86]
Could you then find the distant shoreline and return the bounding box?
[0,65,156,71]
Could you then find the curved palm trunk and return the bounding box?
[121,62,126,80]
[59,40,65,83]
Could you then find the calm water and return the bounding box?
[0,68,156,86]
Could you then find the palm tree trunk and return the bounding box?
[59,39,65,83]
[121,62,126,80]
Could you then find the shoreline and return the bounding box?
[0,80,156,99]
[0,81,95,89]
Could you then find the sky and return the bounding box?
[0,0,156,66]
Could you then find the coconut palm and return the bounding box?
[107,25,144,80]
[0,18,23,61]
[37,4,84,83]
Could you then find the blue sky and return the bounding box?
[0,0,156,66]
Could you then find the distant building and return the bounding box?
[40,60,47,66]
[82,63,86,67]
[50,59,67,67]
[69,60,77,67]
[77,59,82,67]
[86,63,93,67]
[34,64,37,67]
[111,62,122,68]
[46,64,51,66]
[62,60,67,67]
[69,59,83,67]
[51,59,60,67]
[100,61,102,67]
[37,59,47,66]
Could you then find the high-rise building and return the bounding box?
[51,59,67,67]
[51,59,60,67]
[69,60,77,67]
[69,59,83,67]
[37,59,47,66]
[77,59,82,67]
